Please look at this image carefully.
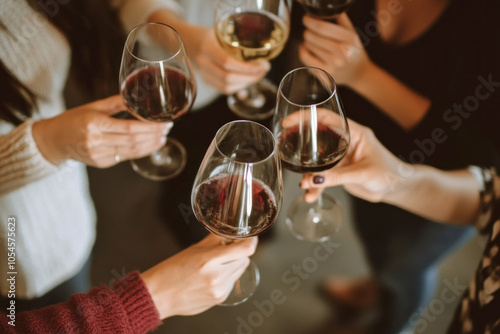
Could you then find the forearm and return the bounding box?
[352,62,431,131]
[382,165,480,224]
[148,9,208,59]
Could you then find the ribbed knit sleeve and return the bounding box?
[0,271,162,334]
[0,119,59,196]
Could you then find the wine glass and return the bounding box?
[119,22,196,181]
[272,67,350,242]
[191,120,283,305]
[295,0,354,20]
[214,0,290,120]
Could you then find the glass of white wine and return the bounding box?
[215,0,290,120]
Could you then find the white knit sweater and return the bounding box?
[0,0,177,299]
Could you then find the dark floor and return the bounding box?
[87,160,485,334]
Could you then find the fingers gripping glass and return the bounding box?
[214,0,290,120]
[192,120,283,305]
[119,23,196,180]
[272,67,350,242]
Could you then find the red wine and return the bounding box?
[296,0,353,20]
[193,174,278,238]
[122,66,194,122]
[279,124,348,173]
[216,11,288,61]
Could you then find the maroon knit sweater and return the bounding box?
[0,271,162,333]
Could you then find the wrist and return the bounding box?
[140,268,174,320]
[32,118,65,165]
[348,59,378,92]
[381,162,422,204]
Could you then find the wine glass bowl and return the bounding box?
[192,120,283,304]
[296,0,354,20]
[273,66,350,242]
[119,22,196,180]
[286,193,342,242]
[214,0,290,120]
[192,121,282,239]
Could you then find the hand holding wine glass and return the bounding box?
[192,120,283,305]
[298,118,410,204]
[214,0,290,120]
[119,22,196,180]
[272,66,350,242]
[299,12,371,88]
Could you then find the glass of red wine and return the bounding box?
[272,67,350,242]
[191,120,283,305]
[214,0,290,120]
[119,23,196,180]
[295,0,354,20]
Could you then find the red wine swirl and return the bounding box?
[193,174,278,238]
[279,123,348,173]
[122,66,194,122]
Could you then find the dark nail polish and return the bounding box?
[313,175,324,184]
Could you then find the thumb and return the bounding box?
[206,237,258,264]
[336,12,355,31]
[87,95,128,116]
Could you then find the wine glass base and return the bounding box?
[220,260,260,306]
[130,137,187,181]
[227,79,277,121]
[286,194,342,242]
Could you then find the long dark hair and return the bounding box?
[0,0,126,125]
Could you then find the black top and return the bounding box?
[283,0,500,169]
[344,0,500,169]
[339,2,500,331]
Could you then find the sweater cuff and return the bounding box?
[113,271,162,333]
[0,119,60,196]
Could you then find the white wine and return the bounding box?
[216,11,288,62]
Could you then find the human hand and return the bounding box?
[191,28,271,94]
[141,234,258,319]
[299,118,413,203]
[299,13,372,88]
[32,95,171,167]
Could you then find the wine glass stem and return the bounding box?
[244,84,266,109]
[317,192,323,208]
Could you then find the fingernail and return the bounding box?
[299,182,303,188]
[313,175,324,184]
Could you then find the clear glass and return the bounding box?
[192,120,283,305]
[296,0,354,20]
[119,23,196,180]
[272,67,350,242]
[214,0,290,120]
